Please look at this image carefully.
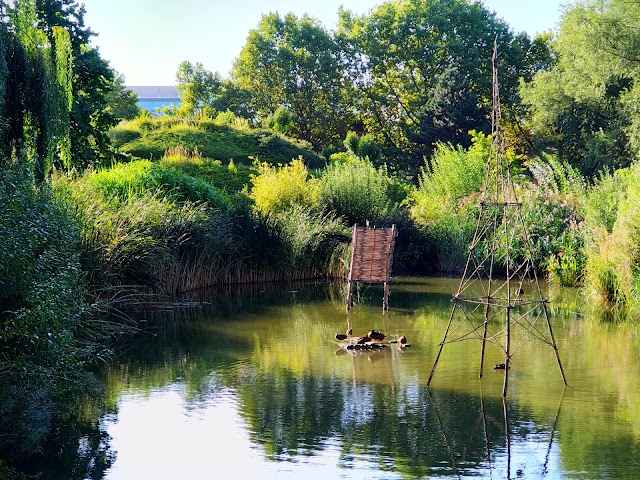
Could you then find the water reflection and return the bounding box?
[5,278,640,479]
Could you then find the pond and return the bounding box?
[18,277,640,479]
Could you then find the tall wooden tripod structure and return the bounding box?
[427,42,567,396]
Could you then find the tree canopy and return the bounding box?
[336,0,540,166]
[521,0,640,178]
[233,12,352,149]
[0,0,132,176]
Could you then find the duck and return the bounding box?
[367,330,385,341]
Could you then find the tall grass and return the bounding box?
[319,155,390,225]
[584,162,640,316]
[55,158,352,294]
[109,114,325,167]
[408,133,488,273]
[54,161,237,294]
[260,207,351,280]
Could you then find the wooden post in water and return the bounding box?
[346,224,358,311]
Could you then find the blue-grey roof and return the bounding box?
[127,86,179,100]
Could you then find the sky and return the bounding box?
[81,0,568,86]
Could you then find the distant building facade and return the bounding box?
[128,86,180,115]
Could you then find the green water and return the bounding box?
[18,278,640,479]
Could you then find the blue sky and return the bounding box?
[81,0,567,86]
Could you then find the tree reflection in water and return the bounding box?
[4,278,640,479]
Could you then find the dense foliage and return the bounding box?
[233,13,351,149]
[521,0,640,178]
[6,0,640,473]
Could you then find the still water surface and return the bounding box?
[59,278,640,478]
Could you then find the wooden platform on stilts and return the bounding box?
[346,223,397,310]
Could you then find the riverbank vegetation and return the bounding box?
[3,0,640,474]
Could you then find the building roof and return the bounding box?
[127,86,179,100]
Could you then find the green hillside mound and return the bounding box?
[110,117,326,168]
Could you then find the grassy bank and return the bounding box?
[109,115,326,168]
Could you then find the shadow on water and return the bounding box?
[3,278,640,479]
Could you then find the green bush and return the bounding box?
[265,106,293,135]
[249,158,319,216]
[54,163,236,292]
[583,162,640,314]
[318,155,389,225]
[79,159,230,210]
[584,167,630,234]
[407,132,488,272]
[108,125,142,147]
[160,151,252,194]
[522,154,586,285]
[0,166,88,375]
[409,132,488,228]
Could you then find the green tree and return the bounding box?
[174,61,253,120]
[0,0,73,178]
[35,0,119,168]
[521,0,640,178]
[105,72,140,121]
[233,12,352,149]
[266,106,293,134]
[175,60,222,115]
[337,0,537,167]
[213,78,254,120]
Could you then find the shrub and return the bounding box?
[583,162,640,314]
[407,132,488,272]
[160,154,252,194]
[80,159,230,210]
[521,154,586,285]
[249,158,319,216]
[409,132,488,228]
[265,106,293,135]
[318,155,389,225]
[0,165,88,375]
[108,125,142,147]
[343,131,381,163]
[584,167,630,234]
[214,110,250,130]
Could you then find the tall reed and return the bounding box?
[319,155,390,225]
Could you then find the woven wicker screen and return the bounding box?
[349,225,396,283]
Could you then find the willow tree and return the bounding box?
[337,0,536,167]
[36,0,118,168]
[53,25,72,168]
[521,0,640,178]
[2,0,51,177]
[233,12,352,149]
[0,0,73,179]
